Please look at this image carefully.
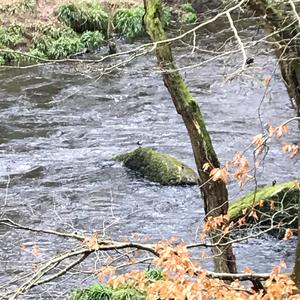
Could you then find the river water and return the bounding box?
[0,32,300,298]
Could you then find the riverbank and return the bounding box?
[0,0,199,65]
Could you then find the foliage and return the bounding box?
[0,24,24,48]
[144,268,164,281]
[180,3,196,14]
[0,55,4,65]
[71,283,145,300]
[181,12,197,24]
[112,284,146,300]
[113,6,145,39]
[56,2,108,34]
[31,25,83,59]
[71,284,113,300]
[180,3,197,24]
[74,242,297,300]
[0,47,23,63]
[113,5,171,39]
[80,30,104,49]
[21,0,36,11]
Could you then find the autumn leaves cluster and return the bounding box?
[96,241,298,299]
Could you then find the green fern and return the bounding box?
[0,24,25,48]
[71,284,113,300]
[113,5,171,39]
[180,3,197,24]
[113,6,145,39]
[180,3,196,14]
[31,26,83,59]
[56,2,108,34]
[80,30,104,49]
[144,268,164,281]
[112,284,146,300]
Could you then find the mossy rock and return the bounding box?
[229,180,300,232]
[114,147,198,185]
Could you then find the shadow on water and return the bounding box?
[0,35,299,298]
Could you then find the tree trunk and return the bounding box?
[293,193,300,289]
[247,0,300,126]
[144,0,236,273]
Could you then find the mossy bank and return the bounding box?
[114,147,198,185]
[229,180,300,234]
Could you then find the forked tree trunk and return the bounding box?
[144,0,236,273]
[247,0,300,126]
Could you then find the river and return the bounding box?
[0,32,299,298]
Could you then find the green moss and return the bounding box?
[114,147,198,185]
[56,2,108,34]
[229,180,300,231]
[144,0,218,168]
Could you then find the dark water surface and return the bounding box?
[0,37,299,298]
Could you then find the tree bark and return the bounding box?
[144,0,236,273]
[293,193,300,289]
[247,0,300,126]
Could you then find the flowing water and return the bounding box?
[0,33,300,298]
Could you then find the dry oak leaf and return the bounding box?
[282,143,299,158]
[252,134,265,155]
[262,77,271,86]
[209,167,229,184]
[32,245,41,257]
[249,210,258,220]
[283,228,293,241]
[276,124,289,138]
[19,243,26,251]
[202,162,210,172]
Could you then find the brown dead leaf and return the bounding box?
[32,245,40,257]
[19,243,26,251]
[283,228,293,241]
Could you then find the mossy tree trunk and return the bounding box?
[247,0,300,126]
[144,0,237,273]
[293,193,300,289]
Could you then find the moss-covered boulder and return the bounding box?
[114,147,198,185]
[229,180,300,232]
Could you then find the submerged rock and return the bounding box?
[229,180,300,233]
[114,147,198,185]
